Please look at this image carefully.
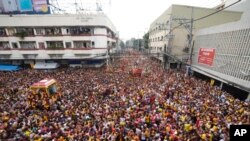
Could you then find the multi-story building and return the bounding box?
[191,0,250,100]
[149,4,242,69]
[0,14,117,68]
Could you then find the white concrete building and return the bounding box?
[149,4,242,68]
[0,14,117,67]
[191,0,250,100]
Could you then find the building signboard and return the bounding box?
[198,48,215,66]
[19,0,33,11]
[0,0,50,14]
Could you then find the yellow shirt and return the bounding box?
[24,130,31,137]
[184,124,191,132]
[180,115,186,122]
[34,138,42,141]
[201,134,206,140]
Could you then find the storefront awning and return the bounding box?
[34,62,59,69]
[0,64,20,71]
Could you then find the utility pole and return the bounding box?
[165,15,173,70]
[188,7,194,64]
[186,7,194,75]
[171,7,194,71]
[106,47,109,66]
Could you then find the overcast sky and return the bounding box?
[55,0,222,40]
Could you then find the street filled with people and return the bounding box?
[0,51,249,141]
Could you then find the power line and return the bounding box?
[49,3,66,12]
[169,0,241,32]
[199,0,223,8]
[159,0,242,68]
[193,0,241,22]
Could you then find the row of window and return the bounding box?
[150,34,191,43]
[0,27,92,36]
[0,41,95,49]
[0,27,116,37]
[149,36,164,42]
[150,47,163,51]
[149,21,170,33]
[0,53,104,59]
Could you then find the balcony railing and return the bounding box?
[0,47,11,50]
[46,44,64,49]
[23,54,37,59]
[49,54,63,59]
[0,54,11,59]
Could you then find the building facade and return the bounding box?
[191,0,250,100]
[149,4,242,68]
[0,14,117,67]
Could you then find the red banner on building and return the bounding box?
[198,48,215,66]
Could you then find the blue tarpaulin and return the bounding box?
[0,65,20,71]
[86,60,104,65]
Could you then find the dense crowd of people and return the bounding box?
[0,51,249,141]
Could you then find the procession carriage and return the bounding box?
[29,78,60,109]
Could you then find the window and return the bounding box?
[8,28,16,35]
[66,42,72,48]
[19,41,36,49]
[0,28,6,36]
[0,42,10,49]
[66,28,70,34]
[0,54,10,59]
[45,27,62,35]
[70,27,91,35]
[38,42,45,49]
[83,42,87,48]
[36,28,45,35]
[74,41,91,48]
[112,42,116,48]
[92,41,95,48]
[107,41,110,47]
[23,54,37,59]
[16,28,34,36]
[12,42,18,49]
[46,41,64,49]
[49,54,63,59]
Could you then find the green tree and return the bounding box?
[119,40,125,48]
[133,39,138,48]
[143,32,149,49]
[14,31,28,39]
